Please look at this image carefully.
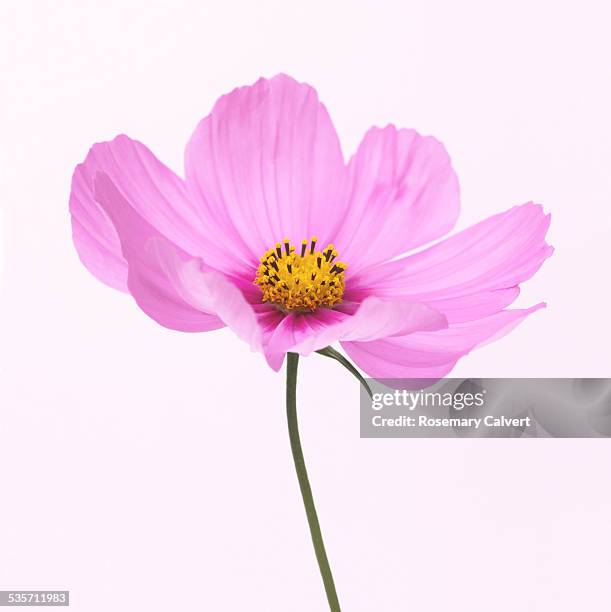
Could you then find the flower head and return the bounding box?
[70,74,552,376]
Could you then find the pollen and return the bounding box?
[254,237,347,312]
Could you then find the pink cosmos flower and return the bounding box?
[69,74,552,378]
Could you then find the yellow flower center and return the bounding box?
[254,237,347,312]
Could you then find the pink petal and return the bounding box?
[334,125,460,272]
[424,287,521,323]
[92,172,224,332]
[71,210,127,292]
[149,237,262,351]
[184,74,348,262]
[70,134,216,291]
[349,203,553,323]
[260,311,336,372]
[255,307,288,370]
[341,304,545,379]
[262,297,448,370]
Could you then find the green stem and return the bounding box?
[316,346,373,399]
[286,352,341,612]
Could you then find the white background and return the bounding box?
[1,1,610,610]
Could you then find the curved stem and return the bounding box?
[316,346,373,399]
[286,352,341,611]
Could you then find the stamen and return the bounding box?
[310,236,317,255]
[254,237,347,312]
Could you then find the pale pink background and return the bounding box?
[1,1,611,610]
